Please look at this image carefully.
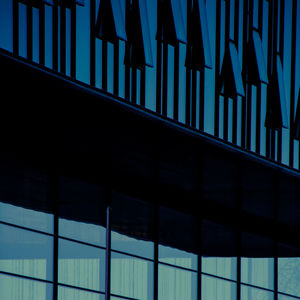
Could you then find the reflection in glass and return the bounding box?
[0,202,53,233]
[59,218,106,247]
[111,252,153,300]
[202,257,237,280]
[58,286,105,300]
[0,273,52,300]
[159,244,197,271]
[202,274,236,300]
[0,223,53,280]
[158,264,197,300]
[241,285,273,300]
[241,257,274,289]
[58,239,105,292]
[111,230,154,259]
[279,257,300,297]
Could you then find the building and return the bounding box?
[0,0,300,299]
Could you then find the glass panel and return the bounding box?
[111,0,127,40]
[276,55,288,128]
[58,286,105,300]
[58,239,105,292]
[0,202,53,233]
[241,285,273,300]
[111,231,154,260]
[278,295,300,300]
[241,257,274,289]
[229,42,245,97]
[202,257,237,280]
[0,273,53,300]
[0,223,53,280]
[252,30,268,84]
[202,275,236,300]
[0,0,13,52]
[111,252,153,300]
[198,0,212,68]
[159,244,197,271]
[59,218,105,247]
[139,0,153,66]
[279,257,300,297]
[159,264,197,300]
[170,0,187,43]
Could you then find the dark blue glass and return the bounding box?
[198,0,212,68]
[170,0,187,44]
[252,30,268,84]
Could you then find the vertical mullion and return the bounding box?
[246,84,252,149]
[241,0,249,148]
[60,6,66,74]
[53,2,58,71]
[232,0,240,144]
[70,5,76,79]
[289,0,297,167]
[131,68,137,104]
[50,173,59,300]
[199,69,205,131]
[255,85,261,153]
[13,0,19,55]
[27,3,33,60]
[102,40,108,90]
[105,204,112,300]
[236,163,242,300]
[191,69,197,128]
[140,68,146,107]
[162,43,168,116]
[214,0,221,137]
[186,0,192,126]
[90,0,96,86]
[274,173,279,300]
[276,0,284,163]
[39,4,45,65]
[113,40,119,96]
[156,0,162,114]
[223,0,230,141]
[174,45,179,121]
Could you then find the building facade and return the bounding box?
[0,0,300,299]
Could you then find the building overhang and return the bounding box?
[1,49,300,256]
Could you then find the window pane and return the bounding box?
[112,230,154,260]
[241,257,274,289]
[241,285,273,300]
[158,264,197,300]
[59,218,105,247]
[202,257,237,280]
[202,275,236,300]
[58,286,105,300]
[111,252,153,300]
[159,244,197,271]
[0,223,53,280]
[58,239,105,292]
[0,202,53,234]
[0,273,52,300]
[279,257,300,297]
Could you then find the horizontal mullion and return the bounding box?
[158,260,198,273]
[111,248,154,263]
[0,270,53,285]
[58,235,106,250]
[58,282,105,295]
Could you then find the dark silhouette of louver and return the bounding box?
[243,30,268,86]
[185,0,212,70]
[124,0,153,69]
[58,0,84,7]
[156,0,187,46]
[265,55,288,129]
[294,91,300,139]
[218,41,245,99]
[17,0,53,6]
[95,0,127,43]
